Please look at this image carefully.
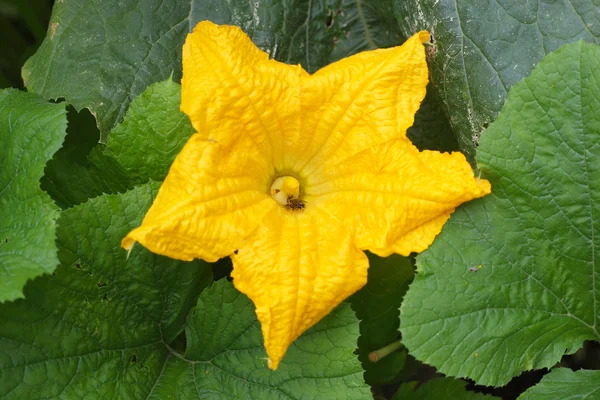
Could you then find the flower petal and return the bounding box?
[231,206,369,370]
[181,21,307,172]
[122,134,275,262]
[306,139,491,256]
[292,31,430,177]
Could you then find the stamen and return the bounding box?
[270,176,300,206]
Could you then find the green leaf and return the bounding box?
[22,0,308,138]
[0,89,67,302]
[280,0,404,74]
[0,183,213,398]
[351,253,413,386]
[42,79,193,209]
[394,0,600,161]
[393,378,499,400]
[42,145,131,209]
[149,279,370,399]
[105,78,195,183]
[401,40,600,387]
[519,368,600,399]
[327,0,404,64]
[41,107,131,209]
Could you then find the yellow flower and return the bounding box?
[122,21,490,370]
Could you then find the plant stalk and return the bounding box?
[368,340,404,362]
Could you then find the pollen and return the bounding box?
[270,176,300,206]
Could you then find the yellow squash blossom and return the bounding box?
[122,21,490,370]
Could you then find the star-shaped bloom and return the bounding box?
[122,21,491,370]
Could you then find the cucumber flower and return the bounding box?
[122,21,490,370]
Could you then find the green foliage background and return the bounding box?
[1,0,600,399]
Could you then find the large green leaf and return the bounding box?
[0,89,67,302]
[400,41,600,387]
[351,254,413,386]
[519,368,600,399]
[151,279,370,399]
[0,183,213,398]
[393,378,499,400]
[394,0,600,161]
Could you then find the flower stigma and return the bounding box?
[270,176,305,210]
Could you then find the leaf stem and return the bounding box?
[368,340,404,362]
[164,342,197,364]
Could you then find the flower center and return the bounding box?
[270,176,305,211]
